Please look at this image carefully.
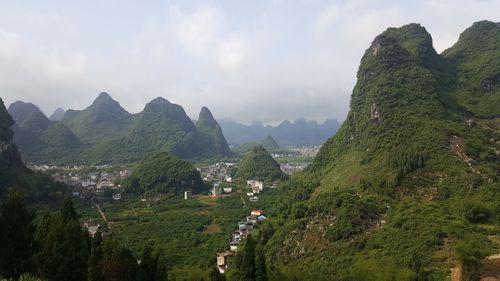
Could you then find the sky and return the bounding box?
[0,0,498,124]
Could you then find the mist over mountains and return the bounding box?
[218,117,341,146]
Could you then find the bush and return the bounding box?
[464,202,493,223]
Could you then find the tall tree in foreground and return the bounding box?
[88,231,104,281]
[34,195,89,281]
[0,190,35,279]
[254,246,268,281]
[101,238,138,281]
[138,246,156,281]
[234,235,256,281]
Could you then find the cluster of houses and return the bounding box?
[197,162,236,182]
[217,209,267,274]
[211,182,234,197]
[32,164,132,199]
[280,162,308,174]
[245,180,274,202]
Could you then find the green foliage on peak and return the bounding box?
[61,92,135,144]
[6,101,83,165]
[125,152,203,195]
[196,106,233,158]
[441,20,500,118]
[235,145,285,182]
[261,21,500,280]
[10,96,234,164]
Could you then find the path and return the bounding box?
[451,254,500,281]
[92,197,110,230]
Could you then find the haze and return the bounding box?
[1,0,498,124]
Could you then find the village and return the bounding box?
[32,161,307,256]
[30,164,132,200]
[215,180,269,274]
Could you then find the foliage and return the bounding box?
[34,196,89,281]
[454,235,489,281]
[0,191,35,279]
[235,146,285,183]
[261,21,500,280]
[125,152,203,195]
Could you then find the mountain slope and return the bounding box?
[234,135,280,154]
[7,101,83,164]
[49,108,66,121]
[442,20,500,118]
[61,92,135,143]
[196,106,232,157]
[84,98,232,163]
[235,146,285,182]
[264,21,500,280]
[0,98,66,200]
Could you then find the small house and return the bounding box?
[217,251,233,273]
[251,209,264,216]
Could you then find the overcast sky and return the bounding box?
[0,0,498,124]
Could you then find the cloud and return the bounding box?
[0,30,96,114]
[170,5,224,56]
[1,1,499,124]
[217,34,255,71]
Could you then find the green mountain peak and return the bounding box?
[196,106,218,129]
[235,145,284,182]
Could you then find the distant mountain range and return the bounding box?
[218,117,341,146]
[7,93,232,164]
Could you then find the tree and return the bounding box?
[254,247,268,281]
[34,196,89,281]
[154,251,169,281]
[234,235,256,281]
[101,238,138,281]
[0,190,35,279]
[88,231,104,281]
[139,246,156,281]
[455,236,488,281]
[61,194,78,221]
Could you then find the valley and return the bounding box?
[0,15,499,281]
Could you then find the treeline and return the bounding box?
[0,191,222,281]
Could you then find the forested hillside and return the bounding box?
[252,21,500,280]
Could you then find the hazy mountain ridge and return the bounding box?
[218,117,341,146]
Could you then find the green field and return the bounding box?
[75,188,281,269]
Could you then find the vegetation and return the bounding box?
[235,146,286,183]
[196,106,233,157]
[125,152,203,195]
[0,98,67,201]
[233,136,280,155]
[253,21,500,280]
